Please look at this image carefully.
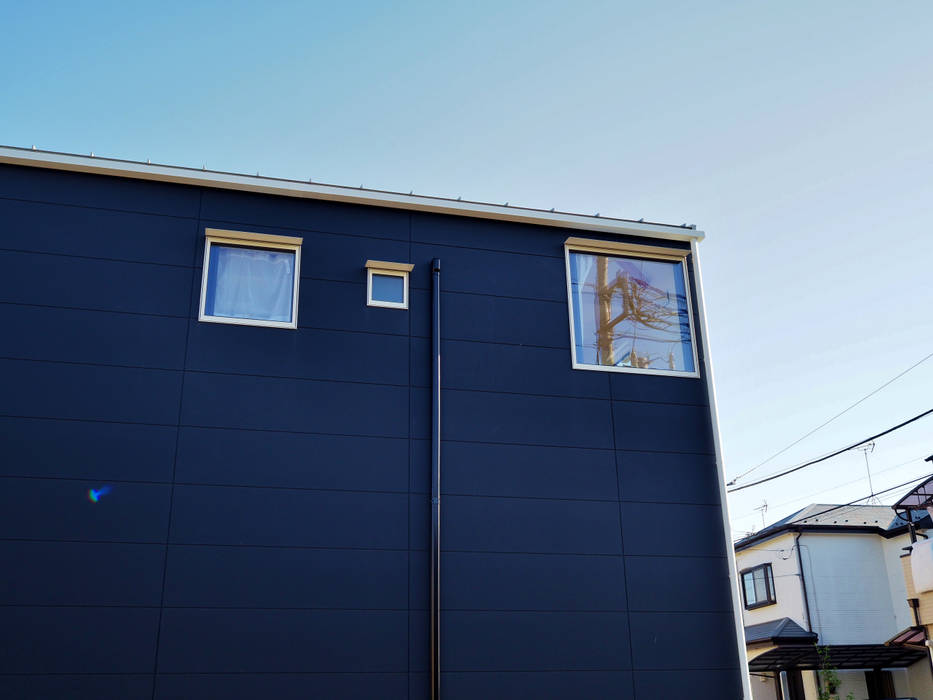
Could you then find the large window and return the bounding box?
[199,228,302,329]
[564,239,698,376]
[741,563,776,609]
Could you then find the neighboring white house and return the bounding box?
[734,504,933,700]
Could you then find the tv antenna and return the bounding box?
[858,442,880,504]
[754,501,768,529]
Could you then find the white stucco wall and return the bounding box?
[800,532,907,645]
[883,532,916,633]
[736,532,809,631]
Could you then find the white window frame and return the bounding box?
[563,237,700,378]
[198,228,303,329]
[366,260,413,310]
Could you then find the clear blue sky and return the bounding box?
[3,1,932,537]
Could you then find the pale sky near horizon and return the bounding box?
[3,1,932,538]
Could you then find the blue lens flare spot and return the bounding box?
[88,486,112,503]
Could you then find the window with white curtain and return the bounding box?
[198,228,302,329]
[564,238,698,376]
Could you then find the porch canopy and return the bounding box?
[748,644,927,672]
[893,475,933,513]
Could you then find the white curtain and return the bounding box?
[209,246,295,322]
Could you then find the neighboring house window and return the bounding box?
[563,237,698,376]
[741,563,776,609]
[199,228,302,329]
[366,260,413,309]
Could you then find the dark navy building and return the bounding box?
[0,146,750,699]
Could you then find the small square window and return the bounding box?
[366,260,413,309]
[199,228,302,329]
[741,563,776,609]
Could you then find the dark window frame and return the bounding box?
[740,563,777,610]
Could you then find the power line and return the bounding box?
[729,349,933,484]
[727,407,933,493]
[772,474,930,528]
[732,473,932,545]
[730,456,923,522]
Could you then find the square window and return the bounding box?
[366,260,413,309]
[565,240,699,376]
[199,229,302,329]
[372,273,405,304]
[741,563,776,609]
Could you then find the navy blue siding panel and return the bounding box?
[0,251,193,316]
[409,243,565,300]
[186,321,409,385]
[163,546,407,609]
[612,400,715,454]
[0,541,164,605]
[609,371,708,405]
[412,440,617,500]
[0,477,171,543]
[176,427,408,491]
[439,552,627,611]
[634,669,743,699]
[155,673,408,700]
[442,671,633,700]
[0,359,182,424]
[412,338,605,399]
[200,188,410,240]
[442,495,622,555]
[157,609,408,672]
[619,451,721,505]
[0,163,201,217]
[0,675,152,700]
[196,219,410,278]
[298,278,410,335]
[625,556,733,612]
[411,212,567,257]
[0,197,197,265]
[443,611,631,671]
[410,611,429,672]
[0,305,187,369]
[409,673,429,700]
[0,606,159,672]
[629,612,739,670]
[440,390,612,448]
[410,494,429,552]
[412,211,691,257]
[411,290,568,347]
[170,485,407,549]
[620,502,726,557]
[0,416,176,481]
[180,372,408,436]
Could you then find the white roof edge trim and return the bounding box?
[0,146,705,243]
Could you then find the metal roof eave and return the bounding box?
[0,145,705,244]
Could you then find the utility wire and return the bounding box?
[768,474,931,528]
[730,456,923,522]
[727,407,933,492]
[729,349,933,484]
[733,473,932,544]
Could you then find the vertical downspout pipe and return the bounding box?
[430,258,442,700]
[794,530,813,633]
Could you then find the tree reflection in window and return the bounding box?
[569,251,695,373]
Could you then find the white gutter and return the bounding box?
[0,146,704,244]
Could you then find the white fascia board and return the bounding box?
[0,146,705,244]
